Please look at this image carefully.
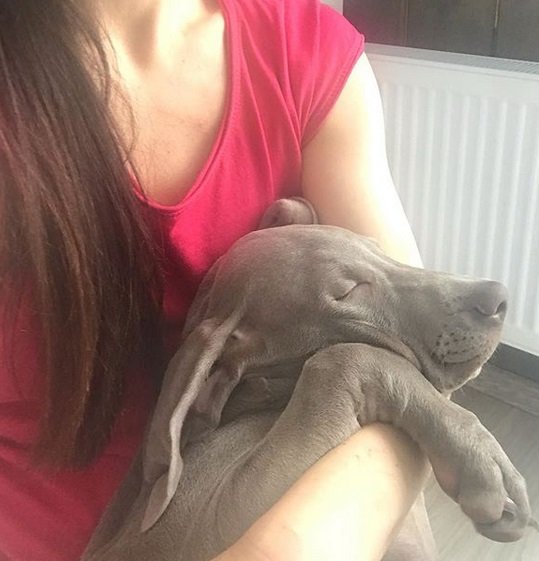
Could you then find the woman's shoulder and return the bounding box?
[227,0,364,144]
[229,0,363,73]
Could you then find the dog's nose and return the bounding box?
[472,281,508,320]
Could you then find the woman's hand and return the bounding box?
[212,424,429,561]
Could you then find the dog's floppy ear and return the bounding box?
[258,197,319,229]
[140,312,242,532]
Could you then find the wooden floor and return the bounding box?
[424,365,539,561]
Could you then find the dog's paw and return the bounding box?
[463,472,531,542]
[429,417,532,542]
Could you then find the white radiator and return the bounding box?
[368,45,539,356]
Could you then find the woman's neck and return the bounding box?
[87,0,219,69]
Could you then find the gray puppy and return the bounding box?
[83,198,534,561]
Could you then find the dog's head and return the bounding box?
[189,197,505,392]
[140,197,507,530]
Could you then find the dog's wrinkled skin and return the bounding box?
[83,198,534,561]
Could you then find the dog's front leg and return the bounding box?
[209,345,430,559]
[213,342,532,559]
[300,343,532,544]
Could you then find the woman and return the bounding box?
[0,0,427,559]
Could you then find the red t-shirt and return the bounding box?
[0,1,364,559]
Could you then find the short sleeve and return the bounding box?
[284,0,365,145]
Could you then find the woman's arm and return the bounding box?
[215,424,428,561]
[302,53,423,268]
[215,53,429,561]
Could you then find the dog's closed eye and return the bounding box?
[335,281,372,301]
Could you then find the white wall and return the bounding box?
[322,0,343,13]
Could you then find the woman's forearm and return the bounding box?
[214,423,429,561]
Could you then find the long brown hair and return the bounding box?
[0,1,163,468]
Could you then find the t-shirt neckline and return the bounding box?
[134,0,237,215]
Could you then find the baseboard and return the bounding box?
[489,343,539,383]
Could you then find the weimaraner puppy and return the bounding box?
[83,198,535,561]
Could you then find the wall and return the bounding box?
[345,0,539,62]
[322,0,343,13]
